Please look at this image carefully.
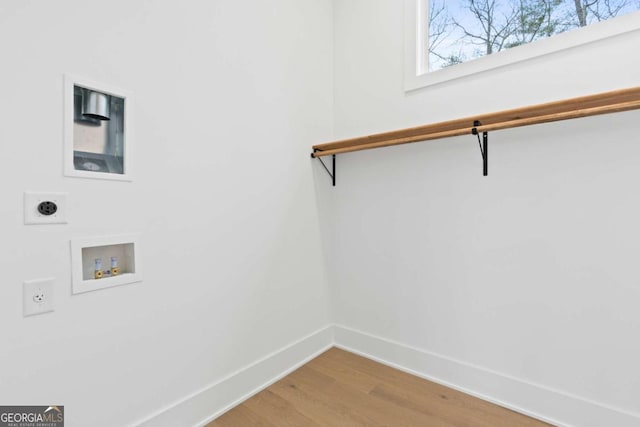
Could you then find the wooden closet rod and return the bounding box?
[311,87,640,158]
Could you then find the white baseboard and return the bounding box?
[134,325,334,427]
[333,324,640,427]
[135,324,640,427]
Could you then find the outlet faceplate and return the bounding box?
[24,192,68,225]
[23,278,55,317]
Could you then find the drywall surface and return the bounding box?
[0,1,332,426]
[329,0,640,425]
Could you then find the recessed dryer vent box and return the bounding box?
[64,74,133,181]
[71,234,142,294]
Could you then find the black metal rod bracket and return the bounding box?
[471,120,488,176]
[312,151,336,186]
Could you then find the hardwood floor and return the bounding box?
[207,347,553,427]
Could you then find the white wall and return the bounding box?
[329,1,640,425]
[0,1,333,426]
[4,1,639,425]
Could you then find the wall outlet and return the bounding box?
[24,192,68,225]
[23,278,55,317]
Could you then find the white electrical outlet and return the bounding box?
[24,192,68,225]
[23,278,55,317]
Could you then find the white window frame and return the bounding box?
[404,0,640,91]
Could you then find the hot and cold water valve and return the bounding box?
[94,257,120,279]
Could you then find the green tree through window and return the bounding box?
[428,0,640,70]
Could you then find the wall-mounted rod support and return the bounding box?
[472,120,488,176]
[312,151,336,186]
[483,131,488,176]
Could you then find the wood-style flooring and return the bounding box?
[207,347,553,427]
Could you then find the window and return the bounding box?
[404,0,640,90]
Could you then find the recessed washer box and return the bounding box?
[71,234,142,294]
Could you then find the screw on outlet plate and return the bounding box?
[37,201,58,216]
